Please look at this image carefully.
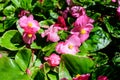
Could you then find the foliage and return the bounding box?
[0,0,120,80]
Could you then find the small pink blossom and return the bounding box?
[19,15,40,33]
[56,41,79,55]
[26,68,31,75]
[41,25,60,42]
[0,54,2,58]
[54,16,68,30]
[44,53,61,67]
[23,32,36,44]
[73,74,90,80]
[111,0,116,2]
[97,75,109,80]
[70,6,86,18]
[117,6,120,19]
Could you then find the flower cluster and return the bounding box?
[19,15,40,44]
[1,0,120,80]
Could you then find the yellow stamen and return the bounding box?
[68,45,73,49]
[28,22,33,27]
[80,29,86,34]
[76,74,81,78]
[28,34,32,38]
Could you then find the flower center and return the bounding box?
[28,22,33,27]
[28,34,32,38]
[68,44,73,49]
[80,29,86,34]
[76,74,81,78]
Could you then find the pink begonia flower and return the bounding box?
[111,0,116,2]
[71,15,94,43]
[97,76,109,80]
[18,10,30,17]
[44,53,61,67]
[19,15,40,33]
[56,41,79,55]
[54,16,68,30]
[41,25,60,42]
[73,74,90,80]
[73,15,94,27]
[71,24,93,43]
[23,32,36,44]
[117,6,120,18]
[66,34,81,47]
[70,6,86,18]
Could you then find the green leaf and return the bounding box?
[80,26,111,52]
[103,17,114,33]
[92,52,109,67]
[49,10,59,19]
[0,56,29,80]
[48,72,58,80]
[34,70,45,80]
[0,30,24,51]
[30,34,42,49]
[15,48,32,71]
[39,19,54,28]
[0,3,4,11]
[42,42,57,56]
[61,54,94,75]
[4,17,17,30]
[20,0,32,10]
[11,0,21,8]
[0,23,4,32]
[113,52,120,67]
[59,61,72,80]
[58,30,68,40]
[3,5,16,18]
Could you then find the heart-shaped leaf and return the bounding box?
[61,54,94,75]
[0,30,24,51]
[15,48,32,71]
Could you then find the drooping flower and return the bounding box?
[41,25,60,42]
[19,15,40,33]
[18,10,30,17]
[18,15,40,44]
[73,74,90,80]
[54,16,68,31]
[56,41,79,55]
[70,6,86,18]
[23,32,36,44]
[44,53,61,67]
[97,75,109,80]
